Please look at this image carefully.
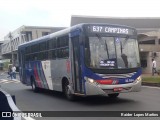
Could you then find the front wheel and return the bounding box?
[108,93,119,98]
[64,83,75,101]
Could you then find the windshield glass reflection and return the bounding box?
[85,36,140,69]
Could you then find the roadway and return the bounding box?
[0,72,160,120]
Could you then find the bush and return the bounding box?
[3,61,10,71]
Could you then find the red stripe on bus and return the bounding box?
[95,80,113,85]
[34,65,42,88]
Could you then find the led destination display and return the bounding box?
[89,25,136,35]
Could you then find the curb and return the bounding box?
[0,88,21,120]
[142,82,160,87]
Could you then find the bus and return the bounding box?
[18,23,142,100]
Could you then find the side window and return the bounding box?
[46,40,49,50]
[30,44,39,53]
[49,50,57,59]
[57,35,69,48]
[25,55,29,61]
[57,35,69,58]
[25,42,48,61]
[63,35,69,47]
[39,42,46,51]
[26,35,69,61]
[33,44,39,52]
[26,46,31,54]
[29,54,34,61]
[39,52,47,60]
[57,49,62,58]
[57,37,61,48]
[31,45,34,53]
[57,48,69,58]
[48,38,57,49]
[33,53,38,60]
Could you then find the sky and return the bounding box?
[0,0,160,40]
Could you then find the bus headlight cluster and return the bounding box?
[84,77,99,85]
[137,76,141,81]
[134,76,141,83]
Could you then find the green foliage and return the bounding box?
[142,76,160,83]
[3,61,10,70]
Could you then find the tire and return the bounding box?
[108,93,119,98]
[31,78,39,92]
[64,82,75,101]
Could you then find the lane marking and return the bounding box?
[0,79,8,83]
[142,86,160,90]
[1,81,11,84]
[0,79,20,84]
[0,79,8,81]
[13,79,20,82]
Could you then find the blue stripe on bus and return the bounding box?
[70,29,81,37]
[83,67,142,84]
[27,61,49,89]
[80,45,86,94]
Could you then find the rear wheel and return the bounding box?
[31,78,39,92]
[108,93,119,98]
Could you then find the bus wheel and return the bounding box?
[64,82,75,101]
[108,93,119,98]
[31,78,39,92]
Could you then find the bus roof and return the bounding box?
[18,23,136,49]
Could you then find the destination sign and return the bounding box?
[89,25,135,35]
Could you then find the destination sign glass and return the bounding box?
[89,25,136,35]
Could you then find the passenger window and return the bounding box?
[39,42,46,51]
[49,50,57,59]
[57,48,69,58]
[49,38,57,49]
[57,35,69,48]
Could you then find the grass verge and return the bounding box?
[142,76,160,83]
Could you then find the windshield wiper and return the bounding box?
[120,36,130,68]
[119,36,130,55]
[104,40,109,59]
[95,34,109,59]
[122,36,130,49]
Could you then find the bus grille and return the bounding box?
[96,72,136,79]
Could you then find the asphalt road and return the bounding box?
[0,72,160,120]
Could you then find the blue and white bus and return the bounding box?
[18,23,141,100]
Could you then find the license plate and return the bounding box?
[113,87,123,92]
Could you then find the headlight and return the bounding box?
[134,76,141,83]
[137,76,141,81]
[87,78,94,83]
[84,77,99,85]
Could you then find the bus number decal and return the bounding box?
[92,26,103,32]
[125,79,134,83]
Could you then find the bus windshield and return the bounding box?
[85,35,140,69]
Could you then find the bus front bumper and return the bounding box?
[85,78,141,96]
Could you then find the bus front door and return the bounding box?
[71,36,83,93]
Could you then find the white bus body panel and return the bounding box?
[50,59,71,92]
[85,79,141,95]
